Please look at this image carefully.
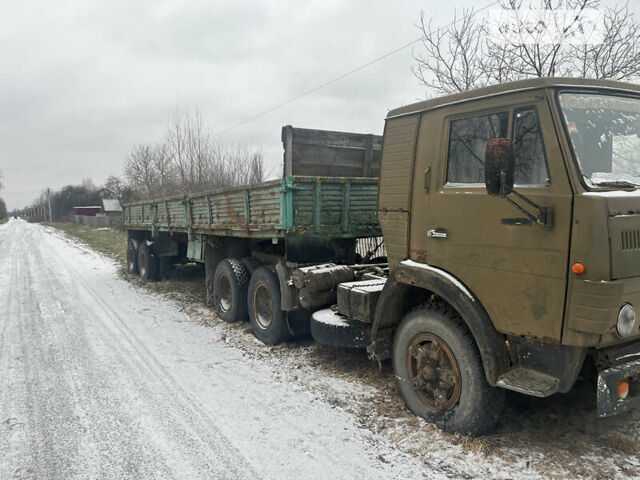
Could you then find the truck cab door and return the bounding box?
[415,92,572,341]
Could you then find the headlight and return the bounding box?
[617,304,637,337]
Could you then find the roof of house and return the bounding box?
[386,77,640,119]
[102,198,122,212]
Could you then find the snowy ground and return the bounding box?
[1,219,639,479]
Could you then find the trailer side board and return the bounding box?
[124,176,381,240]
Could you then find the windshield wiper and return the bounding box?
[593,180,640,188]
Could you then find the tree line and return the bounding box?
[16,109,265,222]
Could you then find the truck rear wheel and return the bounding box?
[137,242,158,281]
[213,258,249,322]
[127,239,139,274]
[392,303,504,436]
[248,266,289,345]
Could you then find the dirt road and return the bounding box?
[0,219,429,479]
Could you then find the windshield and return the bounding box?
[558,92,640,188]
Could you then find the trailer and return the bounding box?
[124,126,385,344]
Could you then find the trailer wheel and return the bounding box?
[137,242,158,281]
[127,239,139,274]
[248,266,289,345]
[392,303,504,436]
[213,258,249,322]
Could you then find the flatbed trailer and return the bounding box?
[124,125,385,343]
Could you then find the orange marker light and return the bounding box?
[618,380,629,399]
[572,263,586,275]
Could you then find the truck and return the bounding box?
[125,78,640,436]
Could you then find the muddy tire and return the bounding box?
[392,303,504,436]
[213,258,249,323]
[127,239,139,274]
[248,266,289,345]
[137,242,159,281]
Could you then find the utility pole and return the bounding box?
[47,187,52,223]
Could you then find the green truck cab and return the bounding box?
[313,78,640,435]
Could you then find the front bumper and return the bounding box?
[597,357,640,417]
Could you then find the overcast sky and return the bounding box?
[1,0,634,209]
[0,0,463,208]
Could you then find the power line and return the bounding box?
[214,1,500,137]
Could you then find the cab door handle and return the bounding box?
[427,228,448,239]
[424,167,431,192]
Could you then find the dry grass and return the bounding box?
[47,222,127,264]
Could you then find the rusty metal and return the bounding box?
[406,332,462,412]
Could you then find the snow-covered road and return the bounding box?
[0,219,428,480]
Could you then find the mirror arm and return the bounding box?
[499,172,553,227]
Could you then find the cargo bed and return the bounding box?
[124,175,381,240]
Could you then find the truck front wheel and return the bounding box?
[213,258,249,322]
[392,303,504,436]
[248,266,289,345]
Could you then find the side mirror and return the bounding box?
[485,138,515,196]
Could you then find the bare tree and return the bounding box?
[124,144,158,197]
[413,0,640,95]
[124,109,265,200]
[152,142,176,196]
[497,0,597,78]
[571,3,640,80]
[413,9,491,95]
[166,109,212,190]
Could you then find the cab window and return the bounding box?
[446,109,549,186]
[446,112,508,184]
[513,108,549,186]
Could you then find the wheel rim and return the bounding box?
[127,248,135,271]
[253,283,273,329]
[218,276,232,312]
[139,251,147,276]
[406,332,462,412]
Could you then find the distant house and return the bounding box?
[102,198,123,227]
[73,205,108,227]
[72,200,123,227]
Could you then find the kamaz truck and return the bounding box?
[125,78,640,435]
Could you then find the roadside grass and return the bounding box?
[47,221,207,306]
[47,222,127,264]
[0,218,8,225]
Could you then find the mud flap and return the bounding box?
[597,359,640,417]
